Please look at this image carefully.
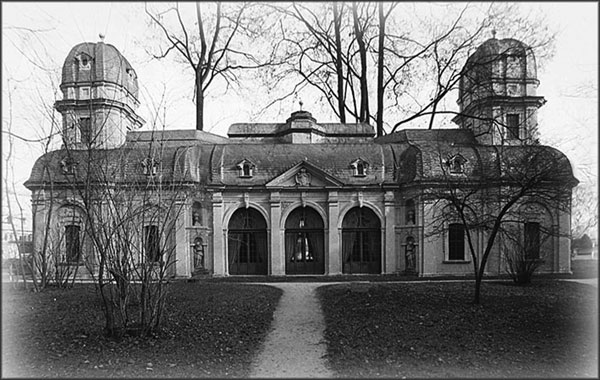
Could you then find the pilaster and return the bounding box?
[327,191,341,275]
[270,192,284,275]
[384,191,395,274]
[211,192,226,276]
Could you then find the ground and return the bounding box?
[1,282,282,378]
[1,262,597,378]
[317,280,598,378]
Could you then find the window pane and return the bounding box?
[65,225,80,262]
[524,222,540,259]
[506,114,520,139]
[144,225,160,262]
[449,224,465,260]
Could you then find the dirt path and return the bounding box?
[249,283,334,378]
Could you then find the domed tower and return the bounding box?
[453,34,546,145]
[54,36,144,149]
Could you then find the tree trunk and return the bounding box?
[352,2,369,123]
[195,70,204,131]
[333,2,346,123]
[473,274,482,304]
[376,3,385,137]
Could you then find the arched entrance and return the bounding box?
[285,207,325,275]
[342,207,381,274]
[228,208,268,275]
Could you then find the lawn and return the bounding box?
[317,280,598,378]
[2,282,282,378]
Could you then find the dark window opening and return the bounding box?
[448,223,465,260]
[242,164,252,177]
[524,222,541,259]
[144,225,160,263]
[342,207,381,274]
[506,114,520,139]
[79,117,92,145]
[405,199,416,224]
[65,225,81,263]
[228,208,268,275]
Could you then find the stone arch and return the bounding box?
[284,205,325,275]
[224,202,271,231]
[227,207,268,275]
[341,206,382,274]
[279,201,327,231]
[337,201,384,230]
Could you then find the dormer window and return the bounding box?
[60,157,77,175]
[237,159,255,178]
[76,53,91,70]
[446,154,467,174]
[142,157,159,177]
[350,158,369,177]
[126,68,137,81]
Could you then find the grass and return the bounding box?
[317,280,598,378]
[2,282,282,378]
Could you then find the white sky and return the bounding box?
[2,2,598,230]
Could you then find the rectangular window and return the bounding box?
[524,222,540,259]
[79,117,92,144]
[506,114,520,139]
[80,87,90,100]
[65,225,81,263]
[144,225,160,262]
[448,223,465,260]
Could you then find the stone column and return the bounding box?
[270,192,284,275]
[384,191,395,274]
[327,191,341,275]
[173,199,190,278]
[211,192,226,276]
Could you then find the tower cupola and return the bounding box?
[55,37,144,149]
[453,36,545,145]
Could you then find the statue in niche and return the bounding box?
[193,237,204,269]
[405,237,416,272]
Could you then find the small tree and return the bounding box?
[425,145,576,303]
[502,223,552,284]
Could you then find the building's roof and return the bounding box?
[25,128,577,192]
[61,41,139,98]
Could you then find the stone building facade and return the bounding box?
[25,37,577,279]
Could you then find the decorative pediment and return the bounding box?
[266,160,343,188]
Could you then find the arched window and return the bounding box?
[342,207,381,274]
[228,208,267,275]
[285,207,325,275]
[237,159,255,178]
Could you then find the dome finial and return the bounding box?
[491,29,496,39]
[299,99,303,111]
[99,33,105,42]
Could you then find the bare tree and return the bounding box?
[145,2,273,131]
[424,145,576,303]
[262,3,555,136]
[502,223,552,284]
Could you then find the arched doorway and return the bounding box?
[342,207,381,274]
[285,207,325,275]
[228,208,268,275]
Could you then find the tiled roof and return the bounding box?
[214,143,394,186]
